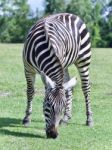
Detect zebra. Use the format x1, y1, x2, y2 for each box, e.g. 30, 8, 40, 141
22, 13, 93, 139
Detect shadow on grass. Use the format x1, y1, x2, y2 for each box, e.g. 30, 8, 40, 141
0, 129, 45, 139
0, 117, 21, 128
0, 117, 45, 139
0, 117, 44, 128
69, 122, 86, 126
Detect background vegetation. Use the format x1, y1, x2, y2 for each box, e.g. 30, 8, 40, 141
0, 0, 112, 47
0, 44, 112, 150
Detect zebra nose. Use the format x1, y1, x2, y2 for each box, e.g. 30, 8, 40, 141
46, 130, 58, 139
46, 126, 58, 139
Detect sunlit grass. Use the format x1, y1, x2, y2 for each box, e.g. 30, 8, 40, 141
0, 44, 112, 150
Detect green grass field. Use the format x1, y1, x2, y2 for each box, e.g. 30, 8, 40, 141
0, 44, 112, 150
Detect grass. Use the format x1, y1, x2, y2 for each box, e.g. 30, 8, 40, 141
0, 44, 112, 150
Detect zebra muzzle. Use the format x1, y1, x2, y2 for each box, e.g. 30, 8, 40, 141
46, 125, 58, 139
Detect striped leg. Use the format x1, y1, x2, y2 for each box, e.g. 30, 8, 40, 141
61, 68, 73, 124
76, 65, 93, 126
63, 89, 73, 123
23, 70, 36, 126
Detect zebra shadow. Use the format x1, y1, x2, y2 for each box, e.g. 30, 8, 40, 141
0, 117, 21, 128
0, 117, 45, 139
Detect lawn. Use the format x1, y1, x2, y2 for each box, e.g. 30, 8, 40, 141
0, 44, 112, 150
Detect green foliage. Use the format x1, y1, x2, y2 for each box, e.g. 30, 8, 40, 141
0, 0, 111, 47
91, 3, 102, 47
45, 0, 66, 14
100, 15, 112, 47
66, 0, 92, 20
0, 44, 112, 149
0, 0, 34, 43
92, 24, 102, 47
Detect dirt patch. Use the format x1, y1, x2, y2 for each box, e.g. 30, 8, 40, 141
24, 88, 45, 97
0, 91, 11, 97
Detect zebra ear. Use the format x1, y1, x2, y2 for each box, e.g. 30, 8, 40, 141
41, 72, 55, 89
63, 77, 77, 90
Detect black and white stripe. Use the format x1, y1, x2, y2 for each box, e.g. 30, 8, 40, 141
22, 13, 93, 138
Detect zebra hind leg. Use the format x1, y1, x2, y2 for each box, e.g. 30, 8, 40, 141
23, 70, 36, 126
60, 68, 73, 125
76, 64, 94, 127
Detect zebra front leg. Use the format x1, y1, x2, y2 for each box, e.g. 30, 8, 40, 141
77, 66, 93, 127
61, 89, 73, 124
23, 71, 36, 126
60, 68, 73, 124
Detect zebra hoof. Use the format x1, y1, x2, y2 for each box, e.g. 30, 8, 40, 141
86, 120, 94, 127
22, 117, 31, 127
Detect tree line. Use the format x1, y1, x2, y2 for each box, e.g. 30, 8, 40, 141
0, 0, 112, 47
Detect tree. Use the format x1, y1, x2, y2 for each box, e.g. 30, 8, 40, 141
45, 0, 67, 14
91, 2, 102, 47
0, 0, 34, 43
99, 0, 112, 47
100, 15, 112, 47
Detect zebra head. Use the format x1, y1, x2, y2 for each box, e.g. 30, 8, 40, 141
41, 72, 77, 139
